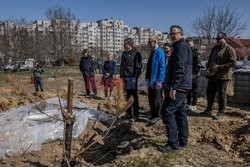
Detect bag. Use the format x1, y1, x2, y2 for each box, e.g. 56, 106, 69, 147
226, 79, 234, 96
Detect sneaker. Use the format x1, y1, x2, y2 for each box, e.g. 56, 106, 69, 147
84, 93, 90, 96
200, 109, 212, 116
149, 116, 160, 124
179, 143, 188, 148
121, 113, 133, 120
191, 105, 197, 111
214, 112, 225, 120
131, 116, 139, 122
159, 145, 179, 152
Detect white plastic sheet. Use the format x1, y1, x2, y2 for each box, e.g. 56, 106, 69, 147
0, 97, 114, 159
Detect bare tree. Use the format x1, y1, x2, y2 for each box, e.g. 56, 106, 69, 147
192, 5, 247, 46
45, 4, 79, 62
215, 5, 246, 37
192, 5, 216, 46
0, 17, 33, 63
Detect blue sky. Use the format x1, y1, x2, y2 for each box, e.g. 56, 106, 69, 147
0, 0, 249, 37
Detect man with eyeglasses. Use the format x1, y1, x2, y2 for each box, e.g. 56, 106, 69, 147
201, 32, 236, 119
160, 25, 192, 152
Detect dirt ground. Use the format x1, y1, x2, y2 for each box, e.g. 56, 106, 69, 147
0, 66, 249, 167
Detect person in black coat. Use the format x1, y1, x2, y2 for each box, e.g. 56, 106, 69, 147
161, 25, 192, 152
120, 38, 142, 119
186, 38, 201, 111
79, 49, 97, 96
102, 53, 116, 98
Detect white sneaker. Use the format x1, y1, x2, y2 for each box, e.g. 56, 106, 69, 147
191, 105, 197, 111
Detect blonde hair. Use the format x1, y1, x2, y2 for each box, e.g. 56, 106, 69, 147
107, 53, 113, 59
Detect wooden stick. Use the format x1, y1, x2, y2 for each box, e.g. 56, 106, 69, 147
62, 78, 74, 167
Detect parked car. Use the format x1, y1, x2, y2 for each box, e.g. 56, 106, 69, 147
4, 62, 19, 71
19, 59, 35, 71
233, 61, 244, 71
242, 60, 250, 67
3, 59, 35, 72
234, 60, 250, 72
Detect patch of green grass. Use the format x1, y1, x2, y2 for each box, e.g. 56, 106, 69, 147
144, 136, 166, 147
117, 152, 177, 167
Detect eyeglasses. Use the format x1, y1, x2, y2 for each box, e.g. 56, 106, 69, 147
216, 37, 223, 41
169, 32, 181, 36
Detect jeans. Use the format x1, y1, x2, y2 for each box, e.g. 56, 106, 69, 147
161, 90, 189, 149
34, 77, 44, 92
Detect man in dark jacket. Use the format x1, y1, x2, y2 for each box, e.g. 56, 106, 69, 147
202, 32, 236, 119
163, 43, 172, 97
186, 38, 201, 111
79, 49, 97, 96
146, 36, 166, 123
32, 63, 44, 93
161, 25, 192, 152
120, 38, 142, 119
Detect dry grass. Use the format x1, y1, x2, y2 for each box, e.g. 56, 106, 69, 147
10, 78, 27, 96
115, 82, 134, 116
57, 86, 68, 99
5, 74, 15, 83
0, 97, 18, 111
0, 97, 9, 110
97, 81, 134, 116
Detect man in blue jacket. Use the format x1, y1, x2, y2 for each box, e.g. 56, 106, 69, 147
146, 36, 166, 123
161, 25, 192, 151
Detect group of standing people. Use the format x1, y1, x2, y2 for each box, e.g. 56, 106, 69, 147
79, 25, 236, 152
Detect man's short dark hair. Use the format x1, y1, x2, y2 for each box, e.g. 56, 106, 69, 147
186, 37, 194, 43
82, 49, 88, 54
163, 43, 172, 48
170, 25, 184, 35
217, 32, 227, 39
124, 38, 134, 47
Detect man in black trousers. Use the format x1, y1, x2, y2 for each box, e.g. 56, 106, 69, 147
120, 38, 142, 120
146, 36, 166, 123
79, 49, 97, 96
186, 38, 201, 112
161, 25, 192, 152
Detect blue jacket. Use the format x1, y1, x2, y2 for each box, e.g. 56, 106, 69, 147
146, 47, 166, 83
166, 39, 192, 91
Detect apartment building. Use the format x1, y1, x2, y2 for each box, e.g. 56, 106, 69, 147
1, 19, 170, 55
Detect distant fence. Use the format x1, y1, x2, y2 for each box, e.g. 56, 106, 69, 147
197, 71, 250, 105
